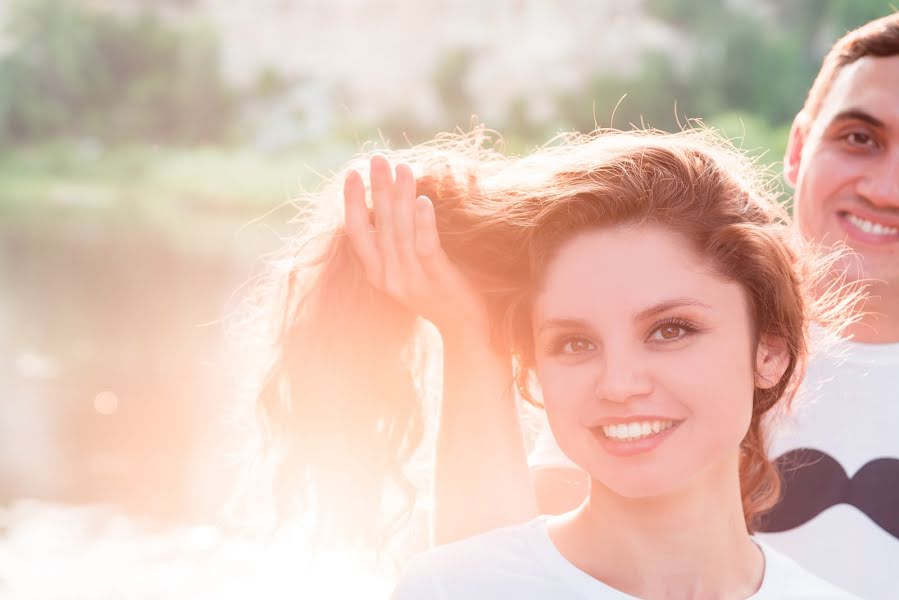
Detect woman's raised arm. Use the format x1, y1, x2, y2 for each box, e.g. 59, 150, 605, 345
344, 155, 538, 544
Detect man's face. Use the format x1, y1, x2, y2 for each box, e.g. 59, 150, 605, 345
787, 55, 899, 288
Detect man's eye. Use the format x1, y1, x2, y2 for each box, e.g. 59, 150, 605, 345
845, 131, 876, 148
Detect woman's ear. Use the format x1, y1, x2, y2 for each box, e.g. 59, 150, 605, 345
755, 334, 790, 389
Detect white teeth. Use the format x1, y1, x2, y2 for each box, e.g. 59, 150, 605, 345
601, 420, 676, 442
846, 213, 899, 235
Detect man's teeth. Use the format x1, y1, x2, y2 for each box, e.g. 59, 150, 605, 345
602, 420, 675, 442
846, 213, 899, 236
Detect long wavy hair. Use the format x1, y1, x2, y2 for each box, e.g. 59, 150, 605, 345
247, 127, 860, 551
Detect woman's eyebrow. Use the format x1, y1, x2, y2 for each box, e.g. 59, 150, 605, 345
536, 317, 590, 335
633, 297, 711, 322
537, 297, 710, 334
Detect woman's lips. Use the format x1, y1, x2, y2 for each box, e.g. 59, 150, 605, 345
591, 419, 683, 457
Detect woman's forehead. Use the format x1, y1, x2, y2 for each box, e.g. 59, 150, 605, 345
532, 227, 735, 320
538, 227, 708, 287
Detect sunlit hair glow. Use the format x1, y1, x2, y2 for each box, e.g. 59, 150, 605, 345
248, 127, 860, 551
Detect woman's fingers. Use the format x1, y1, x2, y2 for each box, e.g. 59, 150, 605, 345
347, 156, 473, 327
414, 195, 457, 286
414, 194, 484, 328
369, 155, 401, 288
393, 163, 428, 289
343, 169, 382, 282
392, 163, 416, 242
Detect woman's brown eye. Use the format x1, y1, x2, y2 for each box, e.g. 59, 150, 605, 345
563, 339, 592, 353
652, 325, 684, 341
660, 325, 680, 339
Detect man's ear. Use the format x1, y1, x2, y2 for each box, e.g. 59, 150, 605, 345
783, 115, 808, 188
755, 334, 791, 390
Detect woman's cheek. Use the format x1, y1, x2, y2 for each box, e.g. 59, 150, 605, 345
538, 361, 594, 413
667, 342, 753, 436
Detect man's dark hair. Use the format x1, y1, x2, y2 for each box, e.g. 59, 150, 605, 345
801, 12, 899, 122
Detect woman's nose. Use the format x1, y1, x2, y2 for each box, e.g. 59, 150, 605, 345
593, 347, 654, 403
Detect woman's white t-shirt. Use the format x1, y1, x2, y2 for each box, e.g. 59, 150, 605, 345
391, 517, 857, 599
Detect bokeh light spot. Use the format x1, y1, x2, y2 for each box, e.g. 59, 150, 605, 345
93, 391, 119, 415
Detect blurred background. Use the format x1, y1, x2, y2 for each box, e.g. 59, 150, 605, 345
0, 0, 895, 597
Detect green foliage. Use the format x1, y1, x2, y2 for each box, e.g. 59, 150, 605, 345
2, 0, 895, 223
0, 141, 338, 241
705, 111, 791, 174
525, 0, 897, 154
644, 0, 729, 30
556, 50, 703, 134
0, 0, 235, 145
432, 48, 477, 130
643, 0, 897, 126
777, 0, 897, 37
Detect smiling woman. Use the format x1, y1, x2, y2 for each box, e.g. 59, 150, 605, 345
532, 226, 777, 500
249, 127, 863, 598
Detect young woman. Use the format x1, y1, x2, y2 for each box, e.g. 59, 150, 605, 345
253, 129, 859, 598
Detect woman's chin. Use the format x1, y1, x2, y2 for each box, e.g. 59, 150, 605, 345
588, 471, 684, 501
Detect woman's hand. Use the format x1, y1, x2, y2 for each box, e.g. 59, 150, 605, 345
344, 154, 489, 341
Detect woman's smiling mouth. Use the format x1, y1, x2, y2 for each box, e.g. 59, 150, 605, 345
601, 419, 677, 442
592, 418, 684, 457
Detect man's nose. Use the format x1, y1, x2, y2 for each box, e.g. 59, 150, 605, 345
857, 148, 899, 208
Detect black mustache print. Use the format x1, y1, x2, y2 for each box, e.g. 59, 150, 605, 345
757, 448, 899, 540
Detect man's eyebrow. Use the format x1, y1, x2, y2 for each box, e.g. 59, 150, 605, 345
633, 297, 711, 322
536, 298, 711, 335
828, 109, 886, 130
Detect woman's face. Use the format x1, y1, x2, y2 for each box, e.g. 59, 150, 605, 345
532, 226, 763, 499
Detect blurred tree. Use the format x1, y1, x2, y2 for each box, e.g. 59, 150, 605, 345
645, 0, 897, 126
773, 0, 896, 37
0, 0, 235, 145
556, 50, 700, 134
499, 0, 892, 195
644, 0, 729, 31
696, 18, 808, 124
432, 48, 476, 130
